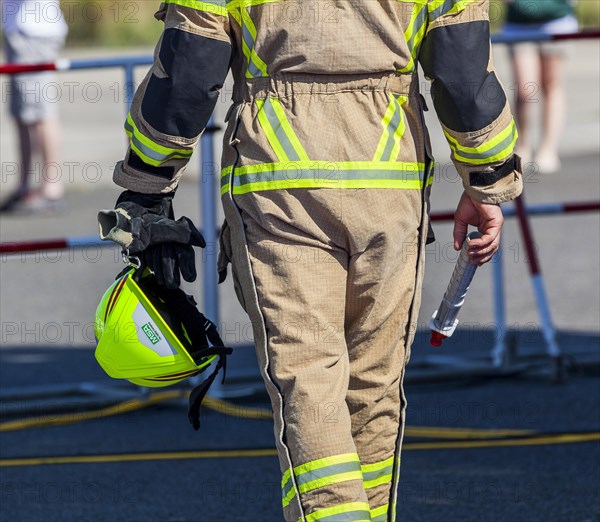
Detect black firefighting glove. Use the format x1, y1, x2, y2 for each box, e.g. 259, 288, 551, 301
98, 190, 205, 289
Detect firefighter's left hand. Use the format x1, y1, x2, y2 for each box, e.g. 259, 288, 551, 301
453, 191, 504, 266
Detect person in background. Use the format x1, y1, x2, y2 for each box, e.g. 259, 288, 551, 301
503, 0, 578, 174
1, 0, 68, 213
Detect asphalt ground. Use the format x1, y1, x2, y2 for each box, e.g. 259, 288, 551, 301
1, 41, 600, 522
0, 344, 599, 522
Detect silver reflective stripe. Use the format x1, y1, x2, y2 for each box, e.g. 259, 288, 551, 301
247, 59, 263, 78
296, 461, 361, 487
407, 5, 427, 49
379, 97, 404, 162
242, 21, 265, 78
429, 0, 458, 21
125, 119, 185, 164
363, 464, 394, 483
234, 167, 424, 187
262, 98, 302, 161
282, 477, 294, 501
316, 510, 372, 522
372, 513, 388, 522
242, 23, 255, 54
450, 125, 517, 160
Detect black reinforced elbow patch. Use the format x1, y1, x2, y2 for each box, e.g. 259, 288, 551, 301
142, 28, 231, 139
419, 21, 506, 133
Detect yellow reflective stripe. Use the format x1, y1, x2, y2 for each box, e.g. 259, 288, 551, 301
241, 7, 268, 78
362, 456, 395, 489
256, 98, 309, 162
269, 98, 310, 161
398, 3, 428, 73
223, 161, 426, 177
225, 178, 428, 194
228, 0, 281, 8
428, 0, 477, 21
282, 484, 296, 508
428, 0, 446, 12
124, 113, 192, 167
445, 118, 516, 154
371, 504, 389, 522
304, 502, 372, 522
281, 467, 292, 487
299, 471, 363, 495
373, 96, 398, 161
361, 456, 395, 474
363, 472, 393, 489
163, 0, 228, 17
282, 454, 361, 508
372, 94, 407, 162
444, 119, 518, 165
389, 96, 408, 161
294, 453, 359, 476
256, 99, 288, 161
221, 161, 428, 195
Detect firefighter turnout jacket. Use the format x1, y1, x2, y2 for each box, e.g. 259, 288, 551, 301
113, 1, 523, 521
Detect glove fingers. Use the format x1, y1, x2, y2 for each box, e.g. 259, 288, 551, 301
184, 218, 206, 248
155, 244, 178, 289
178, 246, 198, 283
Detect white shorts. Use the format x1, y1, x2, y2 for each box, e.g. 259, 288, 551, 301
503, 15, 579, 54
3, 31, 66, 124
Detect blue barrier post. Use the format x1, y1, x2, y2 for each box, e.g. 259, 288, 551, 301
200, 127, 219, 326
123, 63, 136, 112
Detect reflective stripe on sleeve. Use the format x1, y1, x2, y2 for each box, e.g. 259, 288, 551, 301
124, 113, 193, 167
256, 98, 309, 162
373, 95, 408, 162
163, 0, 228, 16
444, 118, 518, 165
221, 161, 430, 195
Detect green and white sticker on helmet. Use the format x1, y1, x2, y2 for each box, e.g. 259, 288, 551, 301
141, 322, 161, 345
132, 303, 177, 356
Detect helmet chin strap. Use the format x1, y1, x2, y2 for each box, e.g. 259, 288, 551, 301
133, 270, 233, 430
187, 313, 232, 431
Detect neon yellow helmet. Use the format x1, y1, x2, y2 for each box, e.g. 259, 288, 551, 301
94, 268, 231, 429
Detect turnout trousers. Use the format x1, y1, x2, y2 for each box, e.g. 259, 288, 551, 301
220, 187, 429, 521
218, 76, 431, 522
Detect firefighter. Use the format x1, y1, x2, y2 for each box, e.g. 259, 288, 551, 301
99, 1, 522, 520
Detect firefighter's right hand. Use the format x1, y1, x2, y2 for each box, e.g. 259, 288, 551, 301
453, 191, 504, 266
98, 190, 206, 289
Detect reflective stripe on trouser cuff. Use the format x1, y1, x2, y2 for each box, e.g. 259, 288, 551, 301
398, 3, 427, 73
444, 118, 518, 165
162, 0, 228, 17
124, 113, 192, 167
373, 95, 407, 162
361, 456, 395, 489
301, 502, 372, 522
371, 504, 390, 522
282, 453, 362, 508
220, 161, 429, 195
256, 98, 309, 162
